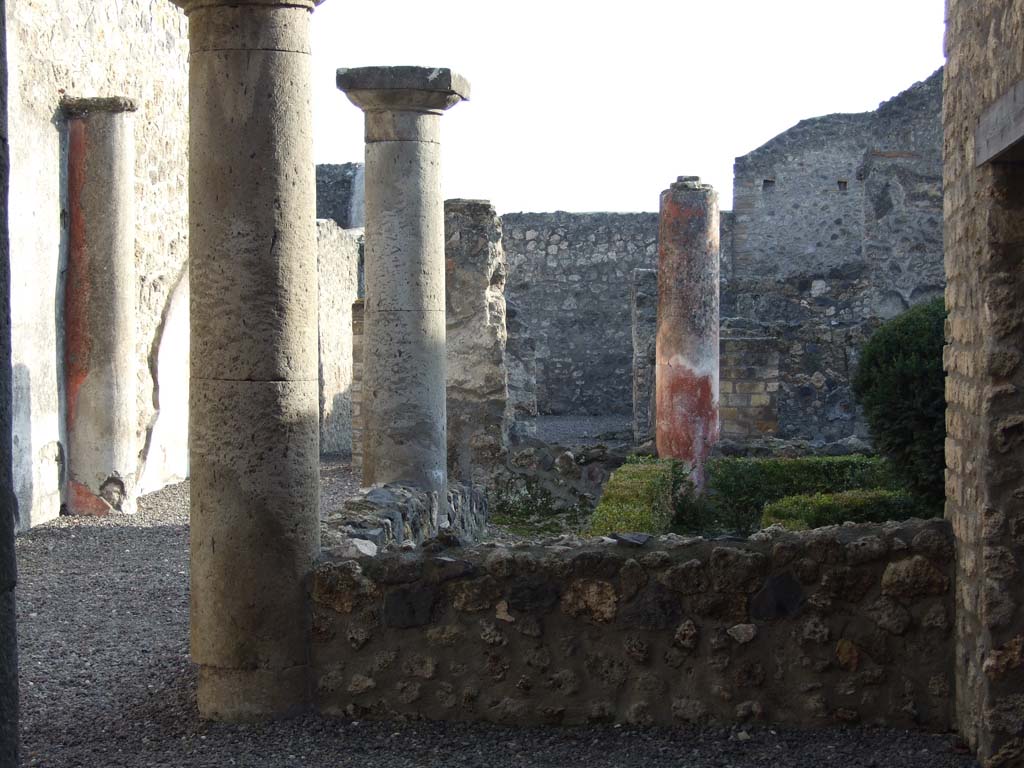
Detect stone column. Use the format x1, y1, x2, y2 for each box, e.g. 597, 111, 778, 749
351, 298, 365, 477
61, 97, 138, 517
173, 0, 322, 720
337, 66, 469, 498
655, 176, 720, 489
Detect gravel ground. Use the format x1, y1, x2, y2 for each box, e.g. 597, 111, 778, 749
535, 415, 633, 446
13, 461, 979, 768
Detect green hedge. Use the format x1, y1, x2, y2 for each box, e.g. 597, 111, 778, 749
852, 297, 947, 504
692, 454, 903, 534
588, 459, 688, 536
762, 488, 935, 531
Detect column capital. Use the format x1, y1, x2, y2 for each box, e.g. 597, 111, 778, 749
60, 96, 137, 117
171, 0, 323, 14
337, 66, 470, 113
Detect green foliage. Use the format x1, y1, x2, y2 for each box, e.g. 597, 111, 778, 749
588, 459, 691, 536
852, 297, 947, 504
762, 488, 937, 531
685, 454, 903, 534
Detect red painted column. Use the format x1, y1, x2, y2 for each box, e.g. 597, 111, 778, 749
62, 97, 138, 515
655, 176, 720, 489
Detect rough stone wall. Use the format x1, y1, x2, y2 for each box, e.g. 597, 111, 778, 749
502, 212, 659, 416
6, 0, 189, 529
631, 269, 657, 444
316, 163, 365, 230
445, 200, 510, 486
505, 298, 538, 443
312, 518, 954, 729
727, 69, 943, 444
944, 2, 1024, 763
318, 221, 361, 455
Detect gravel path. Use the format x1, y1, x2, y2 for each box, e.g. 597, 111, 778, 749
535, 415, 633, 446
13, 462, 978, 767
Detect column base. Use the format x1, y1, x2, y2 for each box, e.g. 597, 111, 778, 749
197, 665, 311, 721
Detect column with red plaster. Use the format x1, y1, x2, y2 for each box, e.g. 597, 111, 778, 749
61, 97, 138, 516
655, 176, 720, 489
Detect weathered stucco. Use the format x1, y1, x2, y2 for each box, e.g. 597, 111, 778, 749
6, 0, 189, 529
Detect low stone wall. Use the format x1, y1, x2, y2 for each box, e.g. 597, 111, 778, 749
312, 518, 954, 729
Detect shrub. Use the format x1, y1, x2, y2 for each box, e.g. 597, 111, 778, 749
762, 488, 936, 531
852, 297, 946, 504
687, 454, 903, 534
588, 459, 689, 536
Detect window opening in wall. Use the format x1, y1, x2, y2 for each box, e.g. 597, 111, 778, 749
762, 179, 775, 191
837, 180, 848, 191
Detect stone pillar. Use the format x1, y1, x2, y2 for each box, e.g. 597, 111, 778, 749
174, 0, 322, 720
632, 268, 657, 445
61, 97, 138, 517
655, 176, 720, 488
0, 27, 17, 760
445, 199, 510, 486
336, 66, 469, 498
351, 298, 365, 476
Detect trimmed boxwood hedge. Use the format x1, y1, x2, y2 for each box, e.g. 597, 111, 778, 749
761, 488, 935, 531
588, 458, 688, 536
693, 454, 904, 534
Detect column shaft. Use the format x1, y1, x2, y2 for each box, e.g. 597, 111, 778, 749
62, 98, 137, 516
338, 67, 470, 499
655, 177, 720, 488
180, 0, 320, 720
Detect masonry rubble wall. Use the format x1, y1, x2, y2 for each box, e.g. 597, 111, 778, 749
316, 162, 365, 230
504, 298, 538, 443
7, 0, 189, 529
631, 268, 657, 445
725, 68, 943, 445
502, 212, 659, 417
445, 200, 511, 486
318, 220, 361, 455
943, 2, 1024, 763
311, 517, 955, 729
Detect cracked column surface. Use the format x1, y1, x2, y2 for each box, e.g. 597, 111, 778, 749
173, 0, 322, 720
655, 176, 720, 490
336, 66, 470, 498
61, 97, 138, 517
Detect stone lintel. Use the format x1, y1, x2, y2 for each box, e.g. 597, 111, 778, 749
171, 0, 322, 13
337, 66, 470, 113
60, 96, 137, 117
976, 77, 1024, 166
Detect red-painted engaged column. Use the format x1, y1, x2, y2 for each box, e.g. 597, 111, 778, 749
655, 176, 720, 489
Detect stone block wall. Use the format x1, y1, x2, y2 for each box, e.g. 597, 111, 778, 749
944, 2, 1024, 763
445, 200, 511, 486
317, 221, 361, 455
720, 330, 780, 440
6, 0, 189, 529
311, 518, 955, 729
502, 212, 659, 416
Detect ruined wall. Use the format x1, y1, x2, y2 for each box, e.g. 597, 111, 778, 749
312, 518, 954, 730
316, 163, 365, 231
318, 221, 361, 455
631, 269, 657, 444
6, 0, 189, 529
719, 324, 780, 441
726, 69, 943, 444
445, 200, 510, 486
944, 3, 1024, 764
502, 212, 658, 416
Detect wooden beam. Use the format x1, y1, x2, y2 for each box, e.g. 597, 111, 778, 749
976, 78, 1024, 166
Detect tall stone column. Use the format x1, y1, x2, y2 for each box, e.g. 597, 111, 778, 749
61, 97, 138, 517
655, 176, 720, 489
173, 0, 322, 720
337, 66, 469, 498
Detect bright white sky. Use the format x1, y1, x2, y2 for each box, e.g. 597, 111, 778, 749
310, 0, 946, 215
